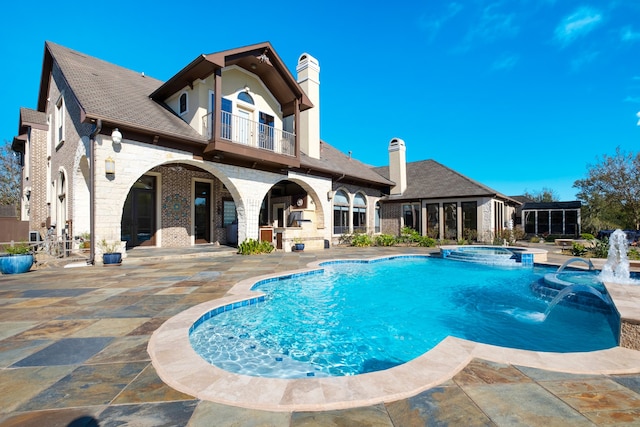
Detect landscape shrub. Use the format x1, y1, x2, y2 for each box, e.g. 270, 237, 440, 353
399, 227, 421, 244
571, 242, 587, 256
417, 236, 436, 247
237, 238, 274, 255
375, 234, 396, 246
351, 233, 373, 247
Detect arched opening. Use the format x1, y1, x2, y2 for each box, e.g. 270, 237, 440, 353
120, 162, 240, 249
258, 179, 324, 250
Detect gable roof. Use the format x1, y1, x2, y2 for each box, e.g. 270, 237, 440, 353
374, 159, 519, 203
38, 42, 205, 144
151, 42, 313, 117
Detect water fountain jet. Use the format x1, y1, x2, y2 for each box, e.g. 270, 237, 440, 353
598, 229, 639, 285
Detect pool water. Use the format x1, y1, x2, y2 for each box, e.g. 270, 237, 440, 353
189, 256, 619, 379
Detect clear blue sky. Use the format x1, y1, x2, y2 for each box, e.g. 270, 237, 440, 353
2, 1, 639, 200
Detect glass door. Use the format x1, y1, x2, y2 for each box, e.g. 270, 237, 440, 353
194, 181, 211, 244
122, 175, 156, 247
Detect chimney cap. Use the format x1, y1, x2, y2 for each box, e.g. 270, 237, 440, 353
388, 138, 406, 151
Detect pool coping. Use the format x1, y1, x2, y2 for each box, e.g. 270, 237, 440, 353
148, 254, 640, 412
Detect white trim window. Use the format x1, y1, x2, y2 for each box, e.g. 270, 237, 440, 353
55, 94, 65, 148
333, 190, 350, 234
353, 193, 367, 233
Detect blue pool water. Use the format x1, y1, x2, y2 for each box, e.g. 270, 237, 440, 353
189, 256, 619, 378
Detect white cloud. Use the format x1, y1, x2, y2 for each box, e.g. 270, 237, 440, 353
554, 6, 603, 47
570, 50, 600, 71
492, 54, 519, 71
418, 3, 463, 42
621, 26, 640, 42
471, 3, 520, 42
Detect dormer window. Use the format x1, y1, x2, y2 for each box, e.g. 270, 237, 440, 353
179, 92, 188, 115
237, 91, 254, 105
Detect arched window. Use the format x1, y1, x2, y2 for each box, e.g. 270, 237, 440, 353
179, 93, 188, 115
375, 201, 381, 233
237, 91, 254, 105
353, 193, 367, 233
333, 190, 349, 234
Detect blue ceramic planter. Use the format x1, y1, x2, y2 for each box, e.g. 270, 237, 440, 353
102, 253, 122, 265
0, 254, 34, 274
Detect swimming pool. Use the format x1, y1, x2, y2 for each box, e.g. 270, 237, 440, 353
189, 256, 619, 379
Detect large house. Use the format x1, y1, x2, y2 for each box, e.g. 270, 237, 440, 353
12, 41, 519, 262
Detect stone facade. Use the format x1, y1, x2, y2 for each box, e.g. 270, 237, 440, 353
25, 127, 50, 238
621, 321, 640, 351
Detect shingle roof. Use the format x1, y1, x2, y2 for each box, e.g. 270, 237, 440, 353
37, 42, 392, 189
301, 142, 393, 187
374, 159, 518, 203
44, 42, 205, 143
19, 107, 47, 128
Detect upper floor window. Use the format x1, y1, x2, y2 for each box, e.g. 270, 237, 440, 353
55, 95, 65, 148
237, 91, 254, 105
179, 93, 188, 115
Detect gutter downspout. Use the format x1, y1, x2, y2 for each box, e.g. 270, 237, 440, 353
88, 119, 102, 265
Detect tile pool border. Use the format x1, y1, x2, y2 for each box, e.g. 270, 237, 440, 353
148, 254, 640, 412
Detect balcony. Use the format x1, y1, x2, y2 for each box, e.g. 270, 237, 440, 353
203, 111, 296, 158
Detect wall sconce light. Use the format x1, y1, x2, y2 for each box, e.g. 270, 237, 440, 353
105, 157, 115, 175
111, 128, 123, 146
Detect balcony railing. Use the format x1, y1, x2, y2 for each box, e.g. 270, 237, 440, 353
203, 111, 295, 157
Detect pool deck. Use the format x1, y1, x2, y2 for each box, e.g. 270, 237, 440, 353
2, 244, 640, 426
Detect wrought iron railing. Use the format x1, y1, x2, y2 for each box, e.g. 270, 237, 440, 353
203, 112, 295, 156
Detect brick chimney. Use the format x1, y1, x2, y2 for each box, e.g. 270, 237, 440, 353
296, 53, 320, 159
388, 138, 407, 195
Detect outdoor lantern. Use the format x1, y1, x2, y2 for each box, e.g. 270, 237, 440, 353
111, 128, 123, 146
105, 157, 115, 175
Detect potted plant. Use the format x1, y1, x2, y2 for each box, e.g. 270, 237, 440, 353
99, 239, 122, 265
293, 238, 305, 252
77, 232, 91, 252
0, 242, 34, 274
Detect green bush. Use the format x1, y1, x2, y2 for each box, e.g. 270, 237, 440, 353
375, 234, 396, 246
591, 238, 609, 259
530, 236, 541, 243
351, 233, 373, 247
237, 238, 274, 255
417, 236, 436, 247
571, 242, 587, 256
629, 248, 640, 261
399, 227, 421, 244
581, 233, 595, 241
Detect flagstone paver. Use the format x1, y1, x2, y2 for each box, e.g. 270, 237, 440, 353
0, 245, 639, 426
